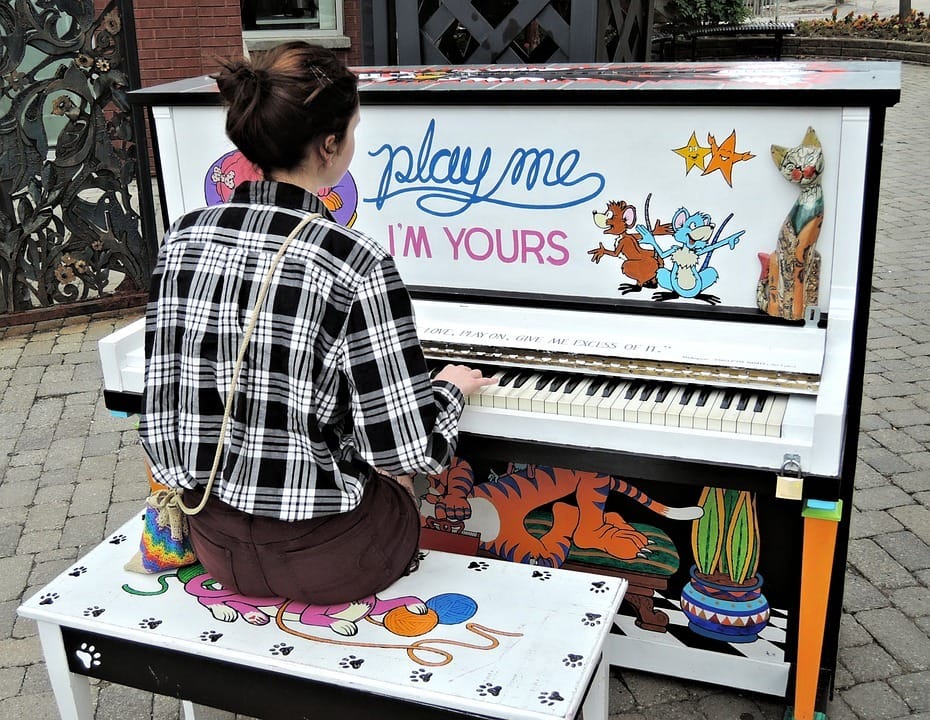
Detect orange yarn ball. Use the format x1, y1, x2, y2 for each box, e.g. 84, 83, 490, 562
383, 606, 439, 637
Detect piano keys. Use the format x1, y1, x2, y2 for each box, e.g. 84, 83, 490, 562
466, 368, 788, 437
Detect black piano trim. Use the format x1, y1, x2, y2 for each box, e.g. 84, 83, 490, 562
59, 627, 527, 720
103, 389, 142, 416
455, 433, 842, 500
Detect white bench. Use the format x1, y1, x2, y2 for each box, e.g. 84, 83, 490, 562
19, 512, 627, 720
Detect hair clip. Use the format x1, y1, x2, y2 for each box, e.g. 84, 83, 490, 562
305, 64, 332, 103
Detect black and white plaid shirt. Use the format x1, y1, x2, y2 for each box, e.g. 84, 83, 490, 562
139, 181, 464, 521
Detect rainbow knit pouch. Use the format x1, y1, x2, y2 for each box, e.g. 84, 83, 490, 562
125, 488, 198, 574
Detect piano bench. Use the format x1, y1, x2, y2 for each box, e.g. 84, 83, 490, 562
18, 511, 628, 720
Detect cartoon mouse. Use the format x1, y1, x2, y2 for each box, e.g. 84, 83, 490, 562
637, 207, 744, 304
588, 200, 664, 295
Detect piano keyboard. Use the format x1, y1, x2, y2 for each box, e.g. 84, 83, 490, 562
455, 368, 788, 437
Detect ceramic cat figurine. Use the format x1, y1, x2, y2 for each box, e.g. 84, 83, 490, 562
757, 127, 824, 320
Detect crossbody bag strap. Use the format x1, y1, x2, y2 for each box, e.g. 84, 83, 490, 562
177, 212, 321, 515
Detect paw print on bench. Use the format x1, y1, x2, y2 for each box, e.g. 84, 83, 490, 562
83, 606, 105, 618
139, 617, 162, 630
108, 534, 127, 545
269, 643, 293, 656
75, 643, 101, 670
537, 690, 564, 707
200, 630, 223, 643
468, 560, 489, 572
339, 655, 364, 669
39, 592, 59, 605
68, 566, 87, 577
589, 580, 609, 594
562, 653, 584, 668
476, 683, 501, 697
409, 668, 432, 683
581, 612, 603, 627
532, 569, 551, 581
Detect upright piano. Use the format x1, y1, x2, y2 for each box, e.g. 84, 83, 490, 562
106, 61, 900, 720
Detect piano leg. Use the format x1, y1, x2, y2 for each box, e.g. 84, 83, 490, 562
788, 499, 843, 720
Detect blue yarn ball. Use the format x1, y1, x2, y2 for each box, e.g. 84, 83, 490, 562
427, 593, 478, 624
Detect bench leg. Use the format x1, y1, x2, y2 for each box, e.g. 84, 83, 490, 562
181, 700, 197, 719
580, 654, 609, 720
36, 621, 93, 720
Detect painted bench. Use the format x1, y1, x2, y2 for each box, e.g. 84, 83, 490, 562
18, 511, 628, 720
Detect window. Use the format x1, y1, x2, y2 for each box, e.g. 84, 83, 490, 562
242, 0, 348, 50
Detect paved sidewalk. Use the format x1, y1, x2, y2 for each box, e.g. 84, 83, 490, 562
2, 63, 929, 720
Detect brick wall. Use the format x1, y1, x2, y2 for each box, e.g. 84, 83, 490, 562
126, 1, 364, 88
131, 0, 244, 88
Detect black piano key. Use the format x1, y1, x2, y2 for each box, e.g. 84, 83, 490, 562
585, 377, 607, 396
695, 388, 711, 407
654, 383, 671, 403
563, 376, 583, 393
736, 392, 751, 412
511, 372, 532, 389
536, 374, 552, 391
719, 390, 735, 410
548, 375, 568, 391
498, 369, 520, 387
638, 382, 657, 401
754, 392, 770, 413
601, 378, 622, 397
625, 380, 643, 400
678, 386, 695, 405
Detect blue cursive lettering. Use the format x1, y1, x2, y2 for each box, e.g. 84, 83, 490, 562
365, 119, 605, 218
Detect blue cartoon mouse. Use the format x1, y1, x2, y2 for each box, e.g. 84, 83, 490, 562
636, 207, 744, 305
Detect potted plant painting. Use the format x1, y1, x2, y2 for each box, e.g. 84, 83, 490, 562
680, 487, 771, 643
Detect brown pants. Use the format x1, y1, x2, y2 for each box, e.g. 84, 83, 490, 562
185, 472, 420, 605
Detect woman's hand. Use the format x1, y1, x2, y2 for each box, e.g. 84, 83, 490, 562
434, 364, 497, 396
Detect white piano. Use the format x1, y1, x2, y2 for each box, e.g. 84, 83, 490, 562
107, 61, 900, 720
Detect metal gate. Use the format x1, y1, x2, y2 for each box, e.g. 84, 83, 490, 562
0, 0, 155, 322
363, 0, 655, 66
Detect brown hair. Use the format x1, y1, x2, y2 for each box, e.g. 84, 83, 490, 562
214, 42, 359, 174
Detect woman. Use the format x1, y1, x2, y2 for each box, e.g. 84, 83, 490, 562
139, 42, 494, 604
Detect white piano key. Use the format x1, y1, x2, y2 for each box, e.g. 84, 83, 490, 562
662, 385, 693, 428
750, 394, 779, 436
648, 383, 681, 427
568, 376, 602, 417
504, 372, 543, 411
635, 382, 664, 425
542, 375, 574, 414
489, 369, 525, 409
707, 389, 737, 433
557, 375, 592, 415
765, 396, 789, 437
736, 393, 764, 435
690, 388, 721, 431
605, 379, 641, 422
723, 391, 755, 434
594, 378, 630, 421
470, 370, 507, 408
517, 374, 552, 412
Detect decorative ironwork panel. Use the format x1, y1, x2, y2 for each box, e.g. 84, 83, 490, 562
0, 0, 153, 316
366, 0, 652, 66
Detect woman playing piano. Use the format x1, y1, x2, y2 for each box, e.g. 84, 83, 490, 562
138, 43, 494, 605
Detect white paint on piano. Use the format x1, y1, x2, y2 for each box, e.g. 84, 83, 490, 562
98, 317, 145, 395
609, 608, 790, 697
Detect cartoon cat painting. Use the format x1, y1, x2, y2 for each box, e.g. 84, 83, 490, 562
423, 460, 701, 567
757, 127, 824, 320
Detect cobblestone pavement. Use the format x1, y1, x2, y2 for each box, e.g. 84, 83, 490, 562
2, 64, 929, 720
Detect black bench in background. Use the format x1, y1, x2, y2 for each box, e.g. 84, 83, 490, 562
653, 21, 796, 61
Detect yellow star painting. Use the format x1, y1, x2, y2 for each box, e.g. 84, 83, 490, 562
672, 132, 711, 175
702, 130, 755, 187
